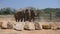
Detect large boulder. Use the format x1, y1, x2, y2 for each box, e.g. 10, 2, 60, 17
34, 22, 41, 30
7, 22, 13, 29
7, 21, 17, 29
13, 22, 25, 31
2, 21, 8, 29
42, 24, 51, 29
50, 22, 57, 30
24, 21, 35, 30
57, 23, 60, 29
39, 22, 51, 29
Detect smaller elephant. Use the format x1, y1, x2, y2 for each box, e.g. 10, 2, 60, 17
14, 11, 24, 22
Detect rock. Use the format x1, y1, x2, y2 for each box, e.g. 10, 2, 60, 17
42, 24, 51, 29
7, 22, 13, 29
2, 21, 8, 29
51, 25, 57, 30
24, 21, 35, 30
38, 22, 51, 29
38, 23, 43, 29
50, 23, 57, 30
57, 23, 60, 29
0, 22, 3, 28
13, 22, 25, 31
34, 22, 41, 30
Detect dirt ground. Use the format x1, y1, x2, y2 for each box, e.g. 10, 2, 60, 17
0, 29, 60, 34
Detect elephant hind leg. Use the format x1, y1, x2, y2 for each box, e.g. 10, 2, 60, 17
29, 18, 31, 22
15, 19, 17, 22
21, 18, 23, 22
28, 19, 31, 22
33, 18, 35, 22
31, 17, 35, 22
15, 18, 18, 22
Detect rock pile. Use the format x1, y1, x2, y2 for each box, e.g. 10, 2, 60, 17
0, 21, 59, 31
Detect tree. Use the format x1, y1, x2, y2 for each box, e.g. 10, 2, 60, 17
12, 9, 16, 14
0, 7, 16, 15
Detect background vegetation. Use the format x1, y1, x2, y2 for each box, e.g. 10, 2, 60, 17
0, 7, 60, 18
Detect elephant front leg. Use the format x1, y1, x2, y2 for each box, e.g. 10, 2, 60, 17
17, 18, 20, 22
15, 18, 18, 22
21, 18, 23, 22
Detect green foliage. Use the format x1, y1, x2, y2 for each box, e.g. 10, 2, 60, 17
0, 7, 16, 15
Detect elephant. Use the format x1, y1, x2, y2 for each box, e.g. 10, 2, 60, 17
14, 11, 24, 22
30, 9, 35, 22
24, 9, 35, 22
14, 9, 36, 22
24, 9, 30, 22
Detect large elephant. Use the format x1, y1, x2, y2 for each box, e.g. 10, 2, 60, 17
24, 9, 35, 22
24, 9, 30, 22
30, 9, 35, 22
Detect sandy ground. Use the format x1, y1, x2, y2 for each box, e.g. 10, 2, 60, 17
0, 29, 60, 34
